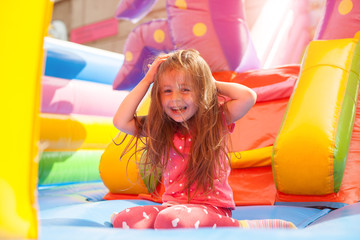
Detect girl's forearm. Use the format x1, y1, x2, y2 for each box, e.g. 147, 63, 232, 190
113, 55, 168, 135
215, 81, 256, 101
113, 79, 151, 134
215, 80, 257, 123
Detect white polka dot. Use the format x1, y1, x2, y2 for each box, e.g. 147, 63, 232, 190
122, 221, 130, 229
208, 196, 211, 199
125, 208, 130, 212
181, 193, 184, 196
216, 192, 219, 195
218, 214, 222, 218
172, 218, 180, 227
170, 180, 173, 183
179, 146, 183, 150
194, 220, 200, 229
213, 224, 217, 228
143, 212, 149, 219
179, 183, 183, 187
188, 138, 192, 142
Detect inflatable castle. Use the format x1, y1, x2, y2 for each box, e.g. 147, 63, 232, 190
1, 0, 360, 239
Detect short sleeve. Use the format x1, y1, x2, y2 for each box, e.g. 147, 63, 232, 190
220, 106, 235, 133
228, 122, 235, 133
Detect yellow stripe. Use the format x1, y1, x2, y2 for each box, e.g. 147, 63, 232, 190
230, 146, 272, 169
40, 113, 119, 151
238, 220, 250, 228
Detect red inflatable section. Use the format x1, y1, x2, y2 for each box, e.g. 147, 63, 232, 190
214, 65, 300, 152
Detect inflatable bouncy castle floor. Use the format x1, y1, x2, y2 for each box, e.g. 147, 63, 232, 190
38, 182, 360, 240
1, 1, 360, 239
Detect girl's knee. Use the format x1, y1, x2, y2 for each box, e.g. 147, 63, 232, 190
154, 206, 184, 229
154, 207, 179, 229
154, 205, 194, 229
112, 205, 163, 229
111, 207, 134, 228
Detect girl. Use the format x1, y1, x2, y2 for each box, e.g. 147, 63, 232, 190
111, 49, 294, 229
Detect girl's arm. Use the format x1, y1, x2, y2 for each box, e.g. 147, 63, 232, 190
215, 80, 257, 124
113, 56, 167, 135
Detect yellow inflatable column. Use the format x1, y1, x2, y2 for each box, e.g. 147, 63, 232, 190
0, 1, 52, 239
99, 95, 151, 195
273, 39, 360, 195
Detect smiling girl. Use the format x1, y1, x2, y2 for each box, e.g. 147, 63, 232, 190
111, 49, 291, 229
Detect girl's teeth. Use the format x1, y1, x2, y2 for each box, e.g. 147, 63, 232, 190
171, 107, 186, 112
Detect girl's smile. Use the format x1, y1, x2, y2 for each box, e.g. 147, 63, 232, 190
159, 70, 198, 122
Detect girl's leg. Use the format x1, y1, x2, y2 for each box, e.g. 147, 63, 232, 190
154, 204, 238, 229
111, 205, 167, 229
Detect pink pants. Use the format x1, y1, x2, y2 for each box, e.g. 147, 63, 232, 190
111, 204, 239, 229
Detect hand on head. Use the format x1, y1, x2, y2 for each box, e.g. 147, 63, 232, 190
144, 55, 169, 84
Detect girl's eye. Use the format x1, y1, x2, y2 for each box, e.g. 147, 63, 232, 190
181, 88, 190, 92
163, 89, 172, 93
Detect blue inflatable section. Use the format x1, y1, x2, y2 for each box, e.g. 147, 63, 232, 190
43, 37, 124, 85
38, 182, 360, 240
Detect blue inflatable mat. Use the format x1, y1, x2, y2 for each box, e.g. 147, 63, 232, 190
37, 182, 360, 240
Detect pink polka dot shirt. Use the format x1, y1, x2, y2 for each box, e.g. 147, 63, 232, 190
162, 123, 236, 210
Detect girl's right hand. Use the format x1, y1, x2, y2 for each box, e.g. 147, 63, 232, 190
143, 55, 169, 84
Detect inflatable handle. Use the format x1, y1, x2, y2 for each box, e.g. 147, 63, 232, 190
272, 38, 360, 195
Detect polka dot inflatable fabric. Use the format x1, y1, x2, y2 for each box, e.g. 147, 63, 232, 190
1, 0, 360, 239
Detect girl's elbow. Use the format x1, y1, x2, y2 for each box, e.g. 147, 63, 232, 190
249, 89, 257, 106
113, 116, 122, 130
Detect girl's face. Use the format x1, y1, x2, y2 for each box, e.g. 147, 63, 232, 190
159, 70, 198, 123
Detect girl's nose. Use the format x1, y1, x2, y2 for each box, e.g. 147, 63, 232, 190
171, 91, 181, 101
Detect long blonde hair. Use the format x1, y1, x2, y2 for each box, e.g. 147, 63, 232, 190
125, 49, 231, 199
